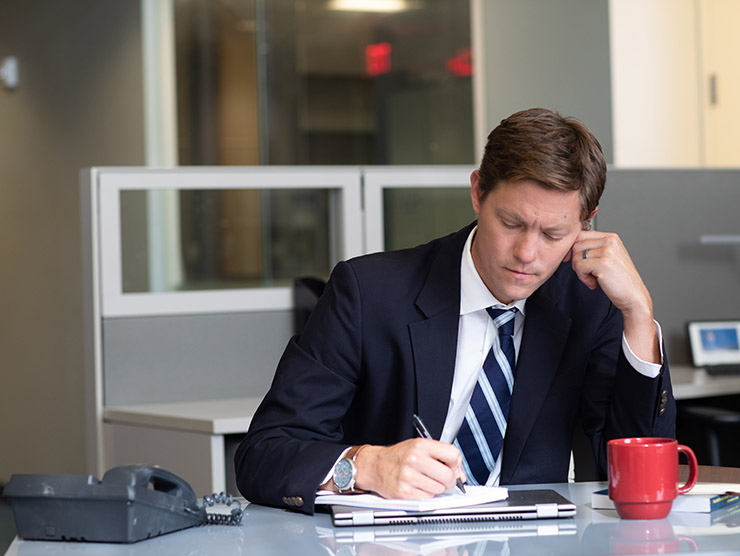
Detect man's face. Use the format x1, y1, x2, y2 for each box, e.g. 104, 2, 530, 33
470, 172, 584, 305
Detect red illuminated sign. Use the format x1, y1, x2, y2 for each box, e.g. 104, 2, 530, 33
366, 42, 392, 76
446, 47, 473, 77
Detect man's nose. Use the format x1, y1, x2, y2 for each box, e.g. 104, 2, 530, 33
513, 232, 538, 263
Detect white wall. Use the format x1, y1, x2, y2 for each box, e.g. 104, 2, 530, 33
0, 0, 145, 481
699, 0, 740, 166
609, 0, 702, 167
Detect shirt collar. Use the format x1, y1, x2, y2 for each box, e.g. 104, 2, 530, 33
460, 226, 527, 317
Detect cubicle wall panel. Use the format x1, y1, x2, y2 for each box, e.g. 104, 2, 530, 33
103, 422, 225, 497
598, 169, 740, 363
102, 310, 292, 405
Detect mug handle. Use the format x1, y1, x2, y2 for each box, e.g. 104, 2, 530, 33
678, 444, 698, 494
678, 536, 699, 552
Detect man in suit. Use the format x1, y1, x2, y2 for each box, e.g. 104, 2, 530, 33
235, 108, 675, 514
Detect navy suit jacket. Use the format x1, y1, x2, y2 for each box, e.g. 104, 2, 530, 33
235, 223, 676, 514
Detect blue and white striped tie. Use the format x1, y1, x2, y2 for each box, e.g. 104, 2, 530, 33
455, 308, 516, 485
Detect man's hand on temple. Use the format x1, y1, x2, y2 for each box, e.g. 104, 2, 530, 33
568, 230, 660, 364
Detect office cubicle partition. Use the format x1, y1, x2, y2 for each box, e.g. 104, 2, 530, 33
363, 166, 476, 253
81, 166, 364, 488
93, 167, 364, 317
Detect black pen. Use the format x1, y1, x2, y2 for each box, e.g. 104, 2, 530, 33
412, 414, 466, 493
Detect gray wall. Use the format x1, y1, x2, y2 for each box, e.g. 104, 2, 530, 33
598, 169, 740, 364
0, 0, 145, 481
480, 0, 613, 162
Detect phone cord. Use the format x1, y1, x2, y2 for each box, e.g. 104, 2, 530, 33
202, 492, 244, 525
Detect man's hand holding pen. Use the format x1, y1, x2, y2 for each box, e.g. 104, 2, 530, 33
413, 414, 466, 493
350, 439, 467, 500
319, 413, 468, 499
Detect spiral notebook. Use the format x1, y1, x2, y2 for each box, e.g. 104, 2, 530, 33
317, 485, 507, 512
327, 489, 576, 527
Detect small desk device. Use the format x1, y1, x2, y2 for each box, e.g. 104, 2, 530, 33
687, 320, 740, 375
2, 465, 243, 543
329, 489, 576, 527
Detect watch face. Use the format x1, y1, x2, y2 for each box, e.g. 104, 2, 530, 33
333, 458, 354, 490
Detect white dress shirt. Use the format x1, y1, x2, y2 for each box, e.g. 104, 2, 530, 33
440, 227, 663, 486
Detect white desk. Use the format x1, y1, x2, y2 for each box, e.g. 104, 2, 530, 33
5, 481, 740, 555
671, 365, 740, 400
103, 397, 262, 497
101, 366, 740, 499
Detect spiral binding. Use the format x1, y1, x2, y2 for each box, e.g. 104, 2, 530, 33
201, 492, 244, 526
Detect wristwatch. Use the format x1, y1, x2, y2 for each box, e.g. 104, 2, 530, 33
332, 445, 366, 493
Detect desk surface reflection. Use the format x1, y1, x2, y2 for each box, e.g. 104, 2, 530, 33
5, 482, 740, 555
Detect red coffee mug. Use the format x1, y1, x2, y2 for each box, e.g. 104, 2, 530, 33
608, 437, 698, 520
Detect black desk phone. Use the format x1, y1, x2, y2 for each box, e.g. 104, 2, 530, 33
2, 464, 243, 543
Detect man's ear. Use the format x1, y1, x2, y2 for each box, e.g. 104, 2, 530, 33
584, 206, 599, 230
470, 170, 482, 215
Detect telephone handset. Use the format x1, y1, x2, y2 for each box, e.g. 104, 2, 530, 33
3, 464, 244, 543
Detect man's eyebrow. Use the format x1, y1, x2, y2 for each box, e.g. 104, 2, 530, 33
542, 223, 571, 236
495, 207, 524, 222
496, 208, 572, 234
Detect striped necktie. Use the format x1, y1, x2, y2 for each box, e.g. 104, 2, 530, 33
455, 307, 516, 485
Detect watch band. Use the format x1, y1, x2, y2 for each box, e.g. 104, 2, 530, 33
346, 444, 367, 463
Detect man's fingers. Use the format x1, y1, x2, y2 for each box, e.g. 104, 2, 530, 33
408, 439, 462, 489
396, 465, 450, 498
362, 439, 465, 499
571, 248, 599, 290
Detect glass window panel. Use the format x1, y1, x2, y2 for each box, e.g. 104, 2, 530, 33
264, 0, 474, 165
174, 0, 260, 165
120, 188, 334, 293
383, 187, 474, 251
174, 0, 473, 166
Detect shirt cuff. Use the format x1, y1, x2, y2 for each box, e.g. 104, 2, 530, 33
622, 320, 664, 379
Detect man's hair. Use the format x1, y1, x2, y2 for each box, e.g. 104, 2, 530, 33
477, 108, 606, 221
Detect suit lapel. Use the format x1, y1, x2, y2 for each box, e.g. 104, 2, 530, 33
500, 276, 572, 482
409, 225, 473, 439
409, 309, 459, 439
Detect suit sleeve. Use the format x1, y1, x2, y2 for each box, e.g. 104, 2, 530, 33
233, 261, 364, 515
579, 303, 677, 476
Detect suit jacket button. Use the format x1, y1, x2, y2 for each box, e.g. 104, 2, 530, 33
282, 496, 290, 505
661, 390, 668, 402
658, 407, 666, 416
294, 496, 304, 507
